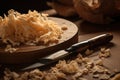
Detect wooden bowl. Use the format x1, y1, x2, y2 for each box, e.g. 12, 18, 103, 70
0, 17, 78, 64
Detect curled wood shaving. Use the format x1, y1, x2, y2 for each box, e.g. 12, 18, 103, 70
3, 48, 112, 80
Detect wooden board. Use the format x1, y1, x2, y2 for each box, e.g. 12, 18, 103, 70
0, 9, 120, 79
0, 17, 78, 64
78, 32, 120, 80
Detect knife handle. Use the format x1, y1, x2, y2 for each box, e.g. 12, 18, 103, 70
66, 33, 113, 53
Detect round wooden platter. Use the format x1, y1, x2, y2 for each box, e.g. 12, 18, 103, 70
0, 17, 78, 64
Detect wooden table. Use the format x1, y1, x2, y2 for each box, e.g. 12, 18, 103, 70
0, 9, 120, 80
43, 9, 120, 80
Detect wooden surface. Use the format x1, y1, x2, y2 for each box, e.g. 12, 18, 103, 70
44, 9, 120, 79
0, 9, 120, 79
78, 32, 120, 80
76, 15, 120, 80
0, 17, 78, 64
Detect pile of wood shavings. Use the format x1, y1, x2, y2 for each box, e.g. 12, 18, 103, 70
3, 48, 112, 80
0, 9, 67, 53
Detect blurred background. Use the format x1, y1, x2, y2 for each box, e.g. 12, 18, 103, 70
0, 0, 119, 24
0, 0, 52, 16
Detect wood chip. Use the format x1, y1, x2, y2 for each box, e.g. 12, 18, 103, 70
85, 49, 93, 55
99, 48, 111, 58
99, 73, 110, 80
93, 74, 99, 78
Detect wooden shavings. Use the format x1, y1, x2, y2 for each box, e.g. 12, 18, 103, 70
0, 9, 63, 53
72, 71, 83, 80
99, 73, 110, 80
99, 48, 111, 58
5, 45, 18, 53
4, 68, 20, 80
45, 68, 66, 80
61, 25, 68, 30
82, 68, 89, 75
75, 54, 83, 64
92, 65, 105, 74
3, 48, 112, 80
86, 61, 94, 69
56, 60, 79, 74
78, 77, 87, 80
85, 49, 93, 55
95, 59, 103, 66
93, 74, 99, 78
29, 69, 45, 79
82, 57, 91, 64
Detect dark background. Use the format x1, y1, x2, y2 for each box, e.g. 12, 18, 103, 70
0, 0, 52, 16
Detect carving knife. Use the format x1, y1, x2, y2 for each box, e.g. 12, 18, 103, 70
22, 33, 113, 71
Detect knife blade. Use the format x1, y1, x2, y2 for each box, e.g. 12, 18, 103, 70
22, 33, 113, 71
